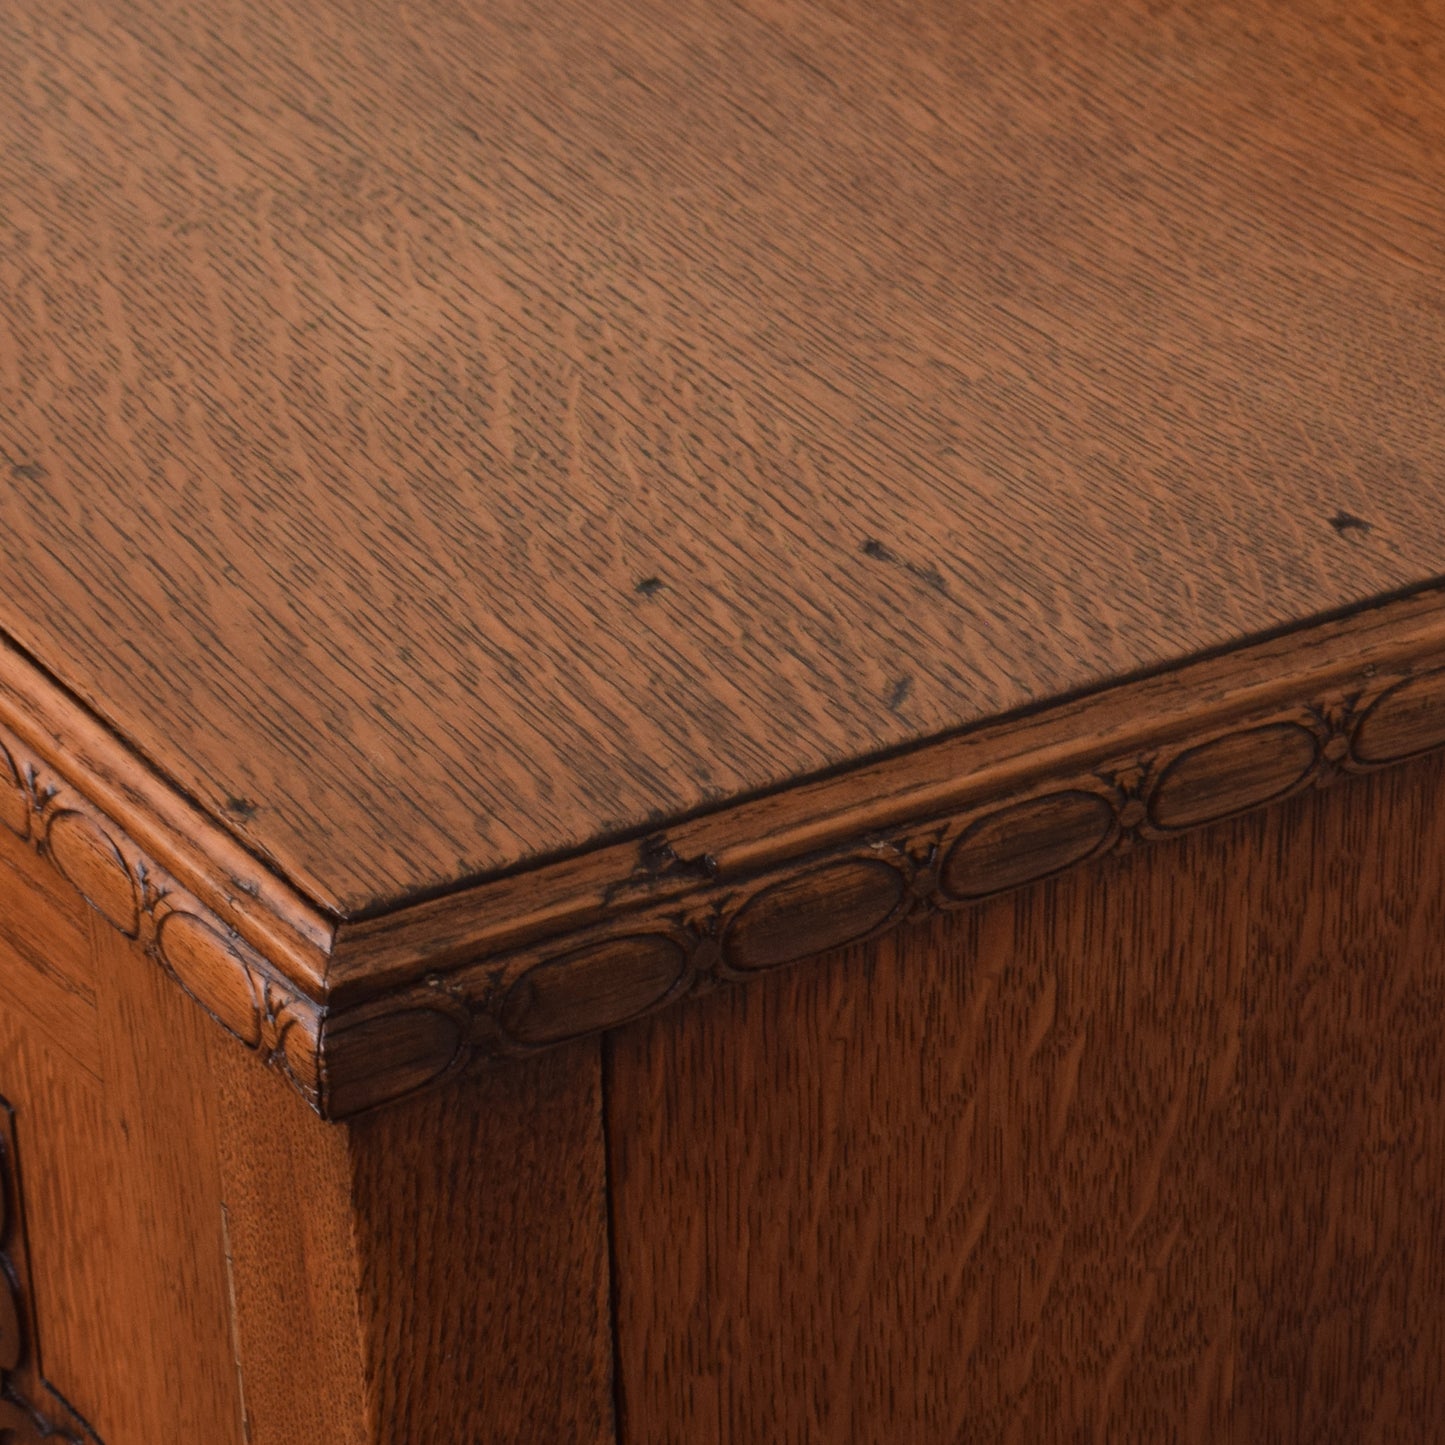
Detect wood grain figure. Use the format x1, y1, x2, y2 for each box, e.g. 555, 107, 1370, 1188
2, 0, 1445, 914
1, 0, 1444, 1436
608, 755, 1445, 1442
0, 1103, 99, 1444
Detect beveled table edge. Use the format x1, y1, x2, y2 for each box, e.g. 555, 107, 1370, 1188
3, 588, 1445, 1117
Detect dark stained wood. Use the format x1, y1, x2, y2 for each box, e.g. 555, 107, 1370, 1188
1238, 759, 1445, 1441
329, 586, 1445, 993
0, 821, 97, 1077
0, 636, 332, 993
9, 564, 1445, 1118
2, 0, 1445, 919
2, 0, 1445, 1433
0, 895, 253, 1442
209, 1040, 374, 1445
0, 860, 617, 1443
0, 1102, 101, 1443
1352, 666, 1445, 762
606, 753, 1445, 1441
0, 710, 327, 1107
0, 1007, 111, 1433
0, 842, 156, 1434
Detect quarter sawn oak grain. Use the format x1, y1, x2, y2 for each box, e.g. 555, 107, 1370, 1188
3, 0, 1445, 915
7, 586, 1445, 1117
3, 0, 1445, 1437
607, 753, 1445, 1443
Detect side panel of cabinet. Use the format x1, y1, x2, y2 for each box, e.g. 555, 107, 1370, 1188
605, 755, 1445, 1443
0, 992, 109, 1440
0, 819, 244, 1440
210, 1035, 618, 1445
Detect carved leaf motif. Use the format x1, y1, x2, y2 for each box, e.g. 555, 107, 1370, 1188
4, 643, 1445, 1117
0, 723, 324, 1111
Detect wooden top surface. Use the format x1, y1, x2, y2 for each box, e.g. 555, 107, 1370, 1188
2, 0, 1444, 917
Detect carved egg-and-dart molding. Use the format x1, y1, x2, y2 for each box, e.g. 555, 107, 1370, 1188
315, 667, 1445, 1113
4, 650, 1445, 1119
0, 726, 323, 1109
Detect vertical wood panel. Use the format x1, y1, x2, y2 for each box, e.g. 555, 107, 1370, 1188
1238, 759, 1445, 1441
88, 916, 246, 1443
0, 820, 97, 1076
0, 1002, 108, 1430
0, 842, 135, 1434
212, 1037, 617, 1445
607, 850, 1244, 1441
0, 859, 616, 1444
607, 756, 1445, 1442
347, 1044, 616, 1445
210, 1038, 371, 1445
0, 875, 243, 1442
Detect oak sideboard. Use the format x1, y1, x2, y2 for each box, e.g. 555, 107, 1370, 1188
3, 0, 1445, 1440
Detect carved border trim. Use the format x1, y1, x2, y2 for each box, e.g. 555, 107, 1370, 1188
0, 637, 333, 994
0, 726, 323, 1108
315, 657, 1445, 1116
3, 603, 1445, 1117
0, 1100, 102, 1444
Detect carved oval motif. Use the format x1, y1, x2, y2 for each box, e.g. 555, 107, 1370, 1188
324, 1008, 465, 1118
277, 1009, 323, 1100
0, 746, 27, 839
723, 858, 905, 972
501, 935, 687, 1046
45, 809, 140, 935
156, 911, 262, 1046
941, 790, 1115, 900
1353, 670, 1445, 764
1149, 723, 1317, 831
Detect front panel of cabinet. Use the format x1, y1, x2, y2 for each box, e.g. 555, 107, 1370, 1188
5, 721, 1445, 1443
606, 754, 1445, 1443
